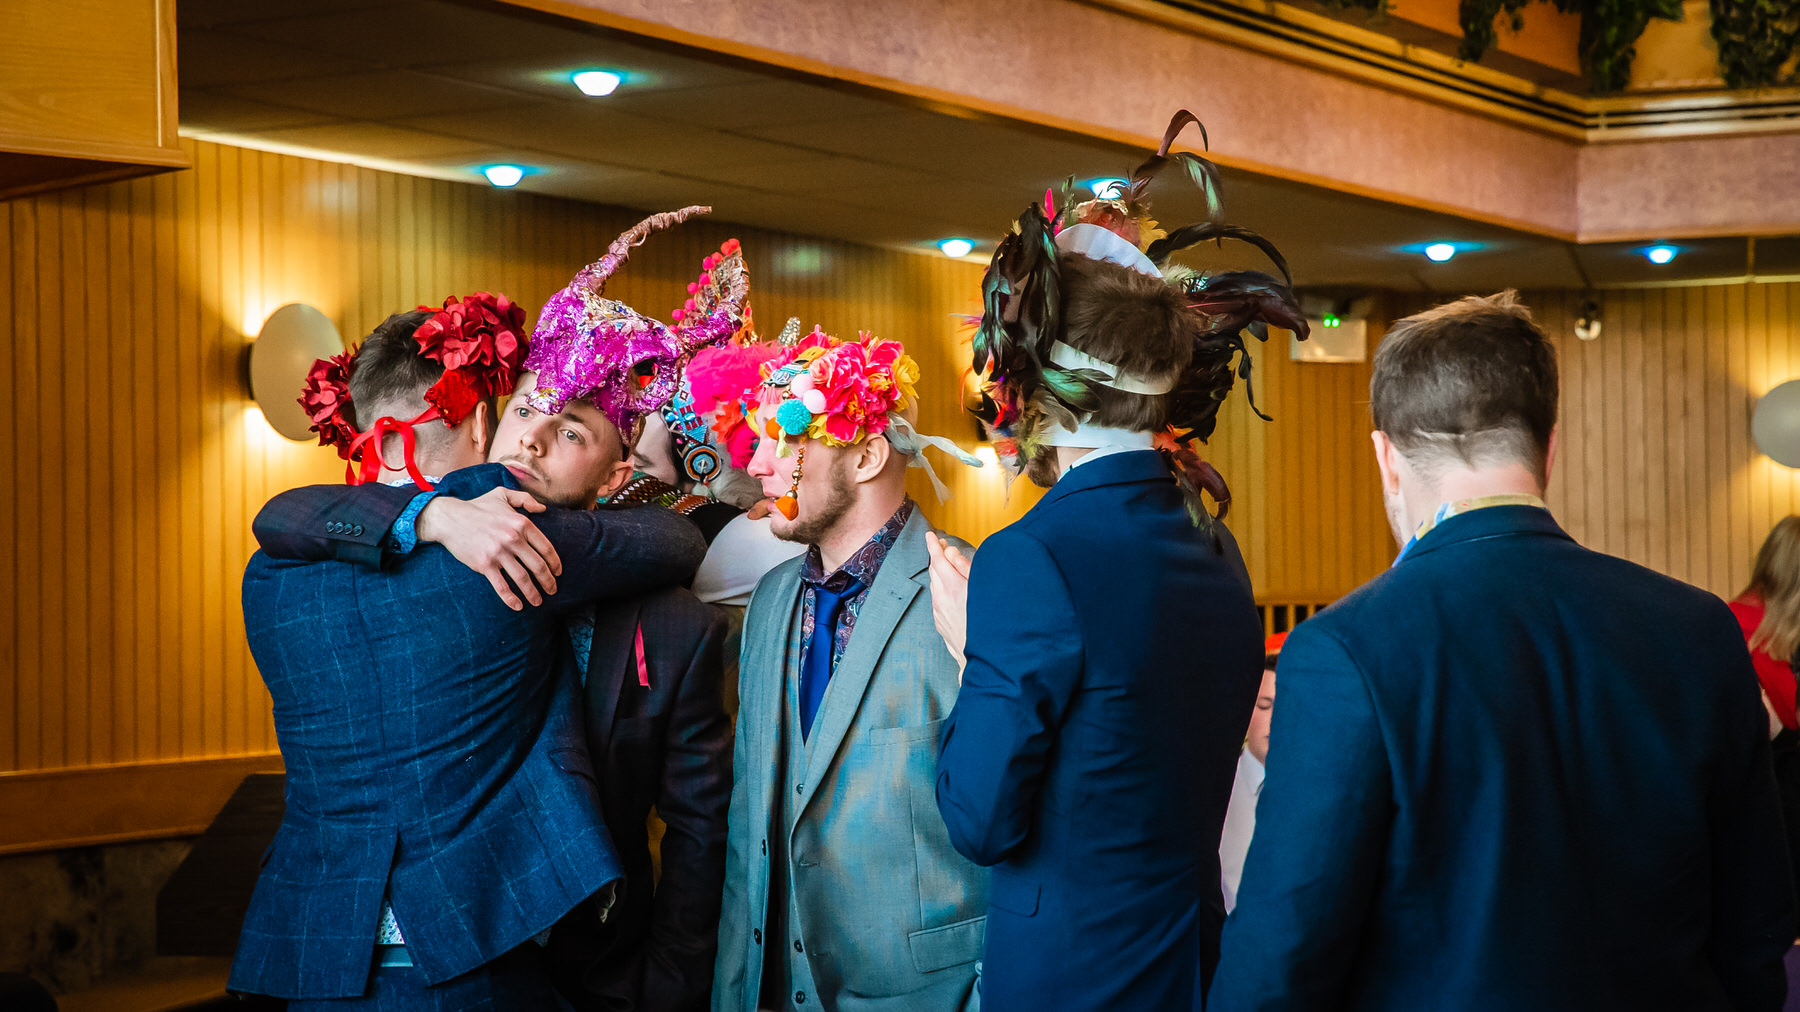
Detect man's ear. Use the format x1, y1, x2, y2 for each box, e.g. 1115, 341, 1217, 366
595, 458, 633, 504
469, 401, 493, 460
850, 435, 893, 485
1371, 430, 1402, 494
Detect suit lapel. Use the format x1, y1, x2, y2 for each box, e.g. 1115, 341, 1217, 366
587, 600, 642, 751
751, 564, 805, 833
796, 513, 929, 815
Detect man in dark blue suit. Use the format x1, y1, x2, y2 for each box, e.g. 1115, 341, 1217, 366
931, 131, 1298, 1008
232, 308, 708, 1009
1209, 292, 1797, 1011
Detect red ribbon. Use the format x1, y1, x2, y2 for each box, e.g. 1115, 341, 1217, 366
346, 406, 440, 490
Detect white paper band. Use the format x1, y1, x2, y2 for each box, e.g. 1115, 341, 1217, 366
1048, 341, 1176, 396
1040, 421, 1158, 451
1054, 222, 1161, 279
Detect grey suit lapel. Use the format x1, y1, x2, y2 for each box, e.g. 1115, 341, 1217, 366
796, 512, 931, 811
747, 564, 804, 834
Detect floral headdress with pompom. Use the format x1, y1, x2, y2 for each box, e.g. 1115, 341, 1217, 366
524, 205, 749, 437
750, 327, 978, 519
298, 291, 528, 489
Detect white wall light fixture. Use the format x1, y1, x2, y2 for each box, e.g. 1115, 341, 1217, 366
249, 304, 346, 441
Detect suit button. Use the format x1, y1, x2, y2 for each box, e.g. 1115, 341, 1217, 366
752, 929, 761, 944
794, 940, 803, 953
327, 522, 339, 533
795, 783, 803, 795
352, 524, 364, 536
795, 991, 806, 1004
760, 839, 767, 856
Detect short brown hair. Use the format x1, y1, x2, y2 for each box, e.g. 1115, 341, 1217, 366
347, 309, 476, 460
348, 309, 439, 429
1370, 291, 1558, 481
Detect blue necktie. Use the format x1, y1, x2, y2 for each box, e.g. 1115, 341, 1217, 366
799, 576, 863, 741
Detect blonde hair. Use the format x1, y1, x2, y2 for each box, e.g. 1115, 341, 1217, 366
1745, 516, 1800, 661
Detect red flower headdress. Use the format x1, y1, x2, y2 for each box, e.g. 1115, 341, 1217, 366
296, 291, 529, 489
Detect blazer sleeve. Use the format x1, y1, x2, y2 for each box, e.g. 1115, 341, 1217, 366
252, 481, 419, 567
935, 528, 1085, 866
1705, 644, 1798, 1010
1207, 624, 1393, 1012
641, 604, 734, 1012
529, 505, 707, 610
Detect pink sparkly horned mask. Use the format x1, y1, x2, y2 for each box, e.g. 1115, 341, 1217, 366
523, 205, 750, 433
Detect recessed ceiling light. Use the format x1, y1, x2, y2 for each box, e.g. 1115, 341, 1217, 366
938, 238, 975, 258
1423, 242, 1458, 262
482, 165, 525, 187
1643, 245, 1678, 265
1087, 178, 1127, 199
572, 70, 622, 97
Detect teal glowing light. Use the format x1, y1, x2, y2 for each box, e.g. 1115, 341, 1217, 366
572, 70, 623, 96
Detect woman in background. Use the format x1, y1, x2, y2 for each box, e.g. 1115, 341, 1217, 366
1731, 516, 1800, 937
1731, 516, 1800, 736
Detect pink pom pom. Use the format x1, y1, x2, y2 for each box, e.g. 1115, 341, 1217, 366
724, 238, 740, 254
687, 282, 700, 294
671, 308, 686, 322
684, 297, 696, 312
698, 273, 712, 286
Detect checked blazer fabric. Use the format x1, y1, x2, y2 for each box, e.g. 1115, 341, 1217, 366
232, 464, 706, 1000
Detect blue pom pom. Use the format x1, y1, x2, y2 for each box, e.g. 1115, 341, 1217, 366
776, 399, 813, 436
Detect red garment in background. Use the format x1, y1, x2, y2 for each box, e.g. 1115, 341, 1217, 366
1729, 593, 1799, 730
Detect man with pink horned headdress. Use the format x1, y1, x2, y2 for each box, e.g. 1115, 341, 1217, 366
712, 327, 990, 1012
245, 207, 752, 1011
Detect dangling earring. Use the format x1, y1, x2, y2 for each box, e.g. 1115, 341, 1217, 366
775, 443, 804, 520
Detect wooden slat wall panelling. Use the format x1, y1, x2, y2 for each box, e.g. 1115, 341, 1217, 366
1641, 290, 1668, 576
0, 198, 13, 773
153, 169, 180, 759
198, 140, 225, 758
36, 193, 64, 771
14, 196, 40, 772
219, 143, 246, 759
106, 181, 132, 763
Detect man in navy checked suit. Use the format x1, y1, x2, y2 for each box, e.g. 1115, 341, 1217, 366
233, 311, 707, 1009
1209, 293, 1796, 1010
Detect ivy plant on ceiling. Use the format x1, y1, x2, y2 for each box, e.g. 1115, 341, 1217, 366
1709, 0, 1800, 87
1320, 0, 1800, 91
1459, 0, 1681, 92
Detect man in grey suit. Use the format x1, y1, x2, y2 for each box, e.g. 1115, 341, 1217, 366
713, 331, 986, 1012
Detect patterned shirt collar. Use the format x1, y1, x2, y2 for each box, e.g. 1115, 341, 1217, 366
800, 499, 914, 592
1393, 493, 1548, 566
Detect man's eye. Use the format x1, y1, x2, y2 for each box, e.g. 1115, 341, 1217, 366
562, 430, 582, 443
515, 406, 530, 418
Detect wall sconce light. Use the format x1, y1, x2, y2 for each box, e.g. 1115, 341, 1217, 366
1753, 379, 1800, 468
1574, 299, 1602, 342
249, 303, 345, 441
